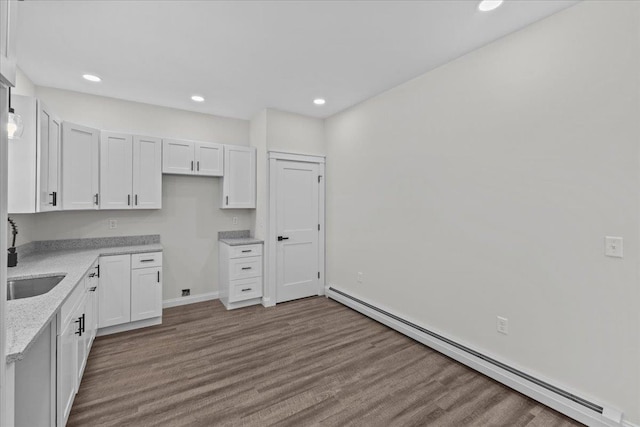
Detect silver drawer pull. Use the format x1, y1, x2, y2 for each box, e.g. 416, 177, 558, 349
241, 250, 252, 253
241, 267, 252, 270
140, 259, 155, 262
241, 288, 252, 292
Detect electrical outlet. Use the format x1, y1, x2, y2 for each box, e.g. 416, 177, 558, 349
182, 289, 190, 297
232, 216, 238, 225
357, 272, 363, 283
497, 316, 509, 335
605, 236, 623, 258
109, 219, 117, 229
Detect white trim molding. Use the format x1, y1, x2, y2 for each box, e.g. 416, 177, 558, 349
327, 286, 629, 427
266, 151, 326, 306
163, 291, 219, 308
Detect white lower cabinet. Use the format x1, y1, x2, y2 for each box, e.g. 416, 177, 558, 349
219, 242, 263, 309
98, 254, 132, 328
99, 252, 163, 331
57, 264, 96, 427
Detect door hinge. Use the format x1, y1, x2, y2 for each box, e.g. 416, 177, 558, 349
318, 272, 320, 279
318, 224, 320, 231
318, 175, 322, 183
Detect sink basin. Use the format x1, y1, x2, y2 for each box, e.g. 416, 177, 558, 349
7, 276, 65, 300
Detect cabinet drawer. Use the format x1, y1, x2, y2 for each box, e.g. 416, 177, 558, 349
228, 244, 262, 259
229, 256, 262, 280
131, 252, 162, 269
229, 277, 262, 303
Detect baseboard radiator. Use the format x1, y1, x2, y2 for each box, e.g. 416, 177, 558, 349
327, 287, 627, 427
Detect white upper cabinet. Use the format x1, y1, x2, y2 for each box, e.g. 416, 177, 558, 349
100, 133, 162, 210
162, 139, 223, 176
222, 145, 256, 209
0, 0, 17, 86
195, 142, 223, 176
100, 132, 133, 210
133, 136, 162, 209
62, 122, 100, 210
39, 103, 62, 212
8, 96, 62, 213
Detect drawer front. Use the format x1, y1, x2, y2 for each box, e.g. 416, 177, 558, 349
132, 252, 163, 269
229, 277, 262, 302
229, 256, 262, 280
61, 279, 85, 328
229, 244, 262, 259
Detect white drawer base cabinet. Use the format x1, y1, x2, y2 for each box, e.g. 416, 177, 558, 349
219, 242, 263, 310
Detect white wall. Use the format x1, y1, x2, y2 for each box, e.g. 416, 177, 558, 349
11, 76, 253, 299
325, 1, 639, 424
250, 110, 267, 240
266, 109, 325, 156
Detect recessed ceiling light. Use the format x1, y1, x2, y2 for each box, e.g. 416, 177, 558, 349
478, 0, 503, 12
191, 95, 205, 102
82, 74, 102, 82
313, 98, 326, 106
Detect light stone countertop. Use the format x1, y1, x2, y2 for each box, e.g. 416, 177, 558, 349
218, 237, 264, 246
6, 243, 163, 363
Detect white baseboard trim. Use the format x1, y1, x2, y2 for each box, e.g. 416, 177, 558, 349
163, 292, 219, 308
97, 317, 162, 336
327, 286, 628, 427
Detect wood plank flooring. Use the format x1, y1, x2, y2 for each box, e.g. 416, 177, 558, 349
68, 297, 583, 427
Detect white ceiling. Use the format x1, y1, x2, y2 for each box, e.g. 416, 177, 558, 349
17, 0, 578, 120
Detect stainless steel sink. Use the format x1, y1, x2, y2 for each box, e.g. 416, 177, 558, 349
7, 275, 65, 300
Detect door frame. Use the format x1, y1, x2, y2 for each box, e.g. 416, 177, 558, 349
265, 151, 325, 307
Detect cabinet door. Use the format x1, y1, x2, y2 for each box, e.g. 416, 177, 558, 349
131, 267, 163, 322
0, 0, 17, 86
222, 146, 256, 209
133, 136, 162, 209
62, 122, 100, 210
100, 132, 133, 210
98, 255, 131, 328
75, 299, 88, 386
39, 102, 62, 212
195, 142, 223, 176
162, 139, 194, 175
57, 317, 78, 427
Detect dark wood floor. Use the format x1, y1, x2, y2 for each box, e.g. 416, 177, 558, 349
68, 297, 583, 427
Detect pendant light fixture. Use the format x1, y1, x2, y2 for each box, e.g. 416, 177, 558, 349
7, 87, 24, 140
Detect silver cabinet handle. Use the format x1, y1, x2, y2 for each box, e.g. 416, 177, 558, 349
241, 267, 252, 270
140, 259, 155, 262
241, 288, 252, 292
241, 250, 252, 253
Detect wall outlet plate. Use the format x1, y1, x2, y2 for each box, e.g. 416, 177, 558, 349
605, 236, 623, 258
357, 272, 363, 283
109, 219, 117, 229
497, 316, 509, 335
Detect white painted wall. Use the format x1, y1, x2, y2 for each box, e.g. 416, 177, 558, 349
10, 75, 253, 299
325, 1, 640, 424
266, 109, 325, 156
250, 110, 267, 240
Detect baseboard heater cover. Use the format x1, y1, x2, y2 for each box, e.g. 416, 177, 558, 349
327, 287, 626, 427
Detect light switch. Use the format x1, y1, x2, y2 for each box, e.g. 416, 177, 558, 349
605, 236, 623, 258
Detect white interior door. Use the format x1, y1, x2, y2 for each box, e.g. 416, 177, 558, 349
275, 160, 320, 303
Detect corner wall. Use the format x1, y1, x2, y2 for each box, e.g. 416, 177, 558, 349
325, 1, 640, 423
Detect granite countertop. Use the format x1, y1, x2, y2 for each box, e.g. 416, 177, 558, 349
218, 229, 263, 246
218, 237, 264, 246
6, 240, 163, 363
